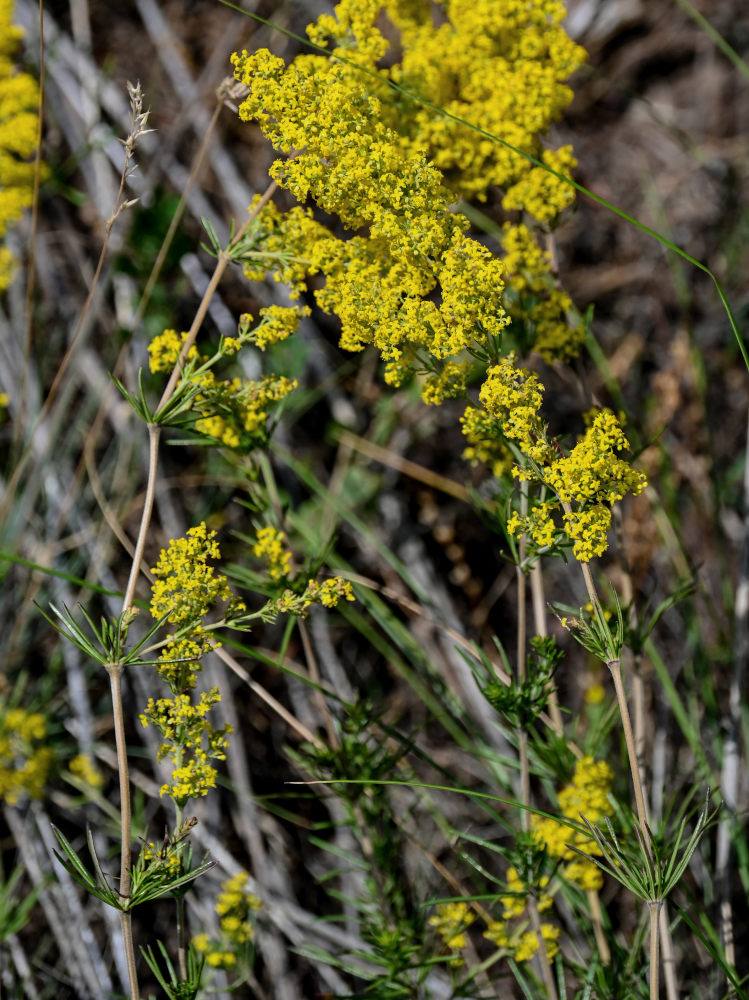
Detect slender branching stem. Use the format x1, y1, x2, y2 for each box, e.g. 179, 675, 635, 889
174, 801, 187, 981
607, 658, 652, 864
569, 509, 661, 993
516, 482, 557, 1000
122, 422, 161, 613
529, 561, 564, 735
156, 180, 278, 412
106, 661, 139, 1000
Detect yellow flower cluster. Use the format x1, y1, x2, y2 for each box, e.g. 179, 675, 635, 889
386, 0, 585, 203
68, 752, 103, 790
140, 687, 231, 804
145, 525, 241, 805
501, 222, 585, 362
148, 329, 190, 372
232, 34, 508, 395
233, 0, 589, 391
150, 522, 233, 630
500, 865, 553, 919
254, 304, 309, 351
513, 922, 561, 962
193, 372, 298, 449
263, 578, 356, 622
304, 577, 356, 609
0, 703, 53, 804
421, 360, 471, 407
531, 756, 615, 891
478, 355, 552, 466
482, 865, 559, 964
193, 871, 262, 969
0, 0, 41, 290
460, 405, 511, 478
502, 146, 578, 223
473, 364, 645, 561
148, 322, 299, 448
252, 525, 292, 582
428, 900, 474, 966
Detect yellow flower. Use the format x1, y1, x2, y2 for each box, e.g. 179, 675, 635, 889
531, 756, 615, 890
0, 702, 53, 804
0, 1, 42, 290
428, 901, 474, 964
68, 753, 103, 790
252, 525, 292, 582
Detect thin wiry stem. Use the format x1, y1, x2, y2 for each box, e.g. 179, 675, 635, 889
529, 561, 563, 734
650, 902, 662, 1000
516, 480, 557, 1000
607, 658, 652, 864
613, 506, 679, 1000
107, 662, 139, 1000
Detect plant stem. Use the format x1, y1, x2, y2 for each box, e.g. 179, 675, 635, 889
607, 658, 652, 864
122, 422, 161, 612
529, 561, 564, 735
516, 483, 557, 1000
107, 662, 140, 1000
517, 480, 530, 823
649, 901, 662, 1000
587, 888, 611, 966
175, 798, 187, 981
156, 180, 277, 413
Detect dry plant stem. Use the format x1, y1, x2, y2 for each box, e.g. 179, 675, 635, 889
531, 548, 606, 963
649, 902, 662, 1000
299, 621, 339, 749
572, 525, 659, 992
172, 798, 187, 980
124, 178, 278, 608
586, 888, 611, 965
516, 486, 557, 1000
573, 552, 652, 851
106, 662, 140, 1000
157, 178, 278, 410
122, 422, 160, 612
529, 562, 563, 734
517, 482, 530, 821
528, 897, 558, 1000
613, 507, 648, 802
607, 658, 652, 862
613, 511, 679, 1000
